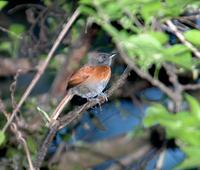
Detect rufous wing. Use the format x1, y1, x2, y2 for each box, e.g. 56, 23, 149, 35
67, 66, 95, 89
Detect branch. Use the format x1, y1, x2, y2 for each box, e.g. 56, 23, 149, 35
10, 123, 35, 170
2, 8, 80, 133
0, 26, 23, 39
166, 20, 200, 58
51, 25, 99, 97
183, 83, 200, 90
115, 44, 177, 102
0, 99, 34, 170
59, 67, 130, 129
34, 67, 130, 169
34, 121, 59, 169
163, 63, 182, 112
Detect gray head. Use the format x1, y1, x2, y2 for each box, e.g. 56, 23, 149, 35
88, 52, 116, 66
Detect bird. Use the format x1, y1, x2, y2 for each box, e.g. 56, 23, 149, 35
49, 52, 115, 122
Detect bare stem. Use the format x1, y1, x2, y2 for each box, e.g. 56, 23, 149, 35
2, 8, 80, 133
21, 138, 35, 170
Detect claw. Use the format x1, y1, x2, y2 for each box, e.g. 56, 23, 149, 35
98, 92, 108, 101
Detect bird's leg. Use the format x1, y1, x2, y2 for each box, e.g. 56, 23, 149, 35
87, 97, 102, 111
87, 93, 108, 111
98, 92, 108, 102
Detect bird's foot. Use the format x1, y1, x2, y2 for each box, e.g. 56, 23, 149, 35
98, 92, 108, 102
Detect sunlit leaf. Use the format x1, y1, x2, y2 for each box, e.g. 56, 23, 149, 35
141, 1, 162, 22
144, 104, 169, 127
149, 31, 169, 45
9, 24, 25, 37
0, 131, 5, 146
166, 52, 192, 69
184, 29, 200, 46
175, 146, 200, 169
0, 1, 8, 10
0, 41, 12, 54
125, 34, 163, 70
185, 94, 200, 120
164, 44, 192, 68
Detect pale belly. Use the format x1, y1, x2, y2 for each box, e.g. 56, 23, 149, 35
72, 80, 108, 98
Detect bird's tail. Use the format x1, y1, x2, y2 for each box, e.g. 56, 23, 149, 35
50, 91, 74, 121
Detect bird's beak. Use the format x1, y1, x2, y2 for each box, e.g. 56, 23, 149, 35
110, 53, 116, 58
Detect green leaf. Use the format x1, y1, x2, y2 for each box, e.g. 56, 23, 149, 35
141, 1, 162, 23
0, 131, 5, 146
9, 24, 25, 37
79, 5, 96, 15
176, 157, 200, 170
164, 44, 192, 68
120, 16, 140, 33
176, 146, 200, 169
27, 136, 37, 154
126, 34, 163, 70
144, 104, 169, 127
185, 94, 200, 120
104, 3, 123, 20
184, 29, 200, 46
165, 44, 188, 56
0, 1, 8, 10
43, 0, 52, 6
183, 146, 200, 158
166, 52, 192, 69
149, 31, 169, 45
0, 41, 12, 54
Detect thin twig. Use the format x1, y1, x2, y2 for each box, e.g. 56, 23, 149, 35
178, 18, 200, 30
59, 67, 131, 129
21, 138, 35, 170
166, 20, 200, 58
183, 83, 200, 90
163, 63, 182, 112
0, 99, 10, 120
2, 8, 80, 133
10, 70, 21, 109
34, 67, 130, 169
34, 121, 59, 169
0, 26, 23, 39
0, 99, 34, 170
178, 14, 200, 20
11, 123, 35, 170
8, 4, 45, 14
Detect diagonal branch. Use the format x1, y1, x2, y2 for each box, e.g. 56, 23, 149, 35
163, 63, 182, 112
34, 67, 130, 169
2, 8, 80, 133
166, 20, 200, 58
183, 83, 200, 90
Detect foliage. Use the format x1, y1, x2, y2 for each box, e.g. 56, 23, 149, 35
0, 131, 5, 146
144, 95, 200, 169
79, 0, 200, 71
1, 0, 200, 169
0, 1, 8, 10
79, 0, 200, 169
